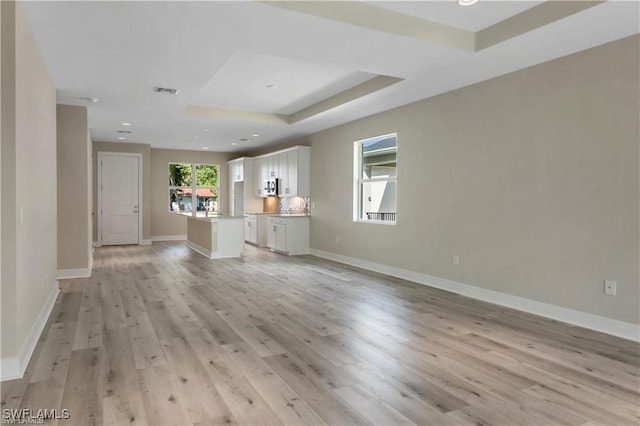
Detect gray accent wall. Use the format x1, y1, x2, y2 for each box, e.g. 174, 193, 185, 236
305, 35, 639, 325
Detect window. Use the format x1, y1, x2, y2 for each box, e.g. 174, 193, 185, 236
354, 134, 397, 224
169, 163, 219, 217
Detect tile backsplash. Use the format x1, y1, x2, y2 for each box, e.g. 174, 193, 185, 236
279, 196, 310, 215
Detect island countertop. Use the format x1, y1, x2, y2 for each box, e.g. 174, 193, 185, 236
174, 211, 245, 220
184, 214, 244, 222
267, 214, 310, 218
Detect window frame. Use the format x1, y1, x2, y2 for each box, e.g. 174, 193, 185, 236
353, 133, 398, 225
168, 162, 219, 217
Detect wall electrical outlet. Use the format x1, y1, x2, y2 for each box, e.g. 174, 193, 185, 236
336, 236, 340, 244
452, 255, 460, 265
604, 280, 617, 296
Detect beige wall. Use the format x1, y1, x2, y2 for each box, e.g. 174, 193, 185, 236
92, 141, 151, 242
91, 145, 232, 241
57, 104, 91, 271
1, 0, 18, 360
1, 2, 58, 359
150, 149, 233, 238
0, 0, 3, 366
305, 35, 639, 325
187, 219, 212, 251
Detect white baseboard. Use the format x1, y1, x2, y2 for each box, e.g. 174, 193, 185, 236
140, 239, 152, 246
187, 241, 214, 259
309, 249, 640, 342
151, 235, 187, 242
57, 267, 92, 279
1, 283, 60, 381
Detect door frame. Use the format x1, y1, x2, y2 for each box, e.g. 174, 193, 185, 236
97, 152, 143, 246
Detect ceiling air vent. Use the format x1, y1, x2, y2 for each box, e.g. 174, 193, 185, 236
117, 130, 132, 134
153, 86, 180, 95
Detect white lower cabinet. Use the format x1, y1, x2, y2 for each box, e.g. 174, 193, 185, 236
266, 216, 309, 255
244, 214, 267, 247
244, 217, 257, 244
267, 222, 286, 252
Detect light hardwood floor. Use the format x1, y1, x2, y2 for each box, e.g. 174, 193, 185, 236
2, 242, 639, 425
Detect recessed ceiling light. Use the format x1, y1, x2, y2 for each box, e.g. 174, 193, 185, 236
266, 84, 276, 89
252, 133, 260, 137
194, 135, 200, 139
118, 137, 126, 140
121, 122, 132, 126
231, 142, 238, 146
202, 147, 209, 150
457, 0, 478, 6
203, 129, 209, 132
80, 97, 98, 103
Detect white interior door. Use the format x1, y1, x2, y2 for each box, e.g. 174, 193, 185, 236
100, 154, 140, 245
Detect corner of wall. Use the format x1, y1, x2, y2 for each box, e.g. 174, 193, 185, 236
1, 282, 58, 381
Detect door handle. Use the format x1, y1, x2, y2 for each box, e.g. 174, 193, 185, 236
132, 210, 139, 213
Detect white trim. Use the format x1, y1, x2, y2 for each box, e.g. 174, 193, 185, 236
151, 235, 187, 242
354, 219, 397, 226
97, 152, 143, 246
186, 240, 242, 259
57, 253, 93, 280
187, 241, 214, 259
57, 267, 92, 279
309, 249, 640, 342
1, 283, 60, 381
92, 241, 102, 248
140, 239, 152, 246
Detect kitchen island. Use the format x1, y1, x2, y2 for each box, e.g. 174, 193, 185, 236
185, 214, 244, 259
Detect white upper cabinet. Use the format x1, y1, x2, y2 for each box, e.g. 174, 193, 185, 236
228, 157, 249, 183
252, 146, 310, 198
282, 146, 310, 197
228, 158, 259, 215
253, 157, 265, 197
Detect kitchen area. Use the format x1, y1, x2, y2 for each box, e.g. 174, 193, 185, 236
229, 145, 311, 256
184, 145, 311, 258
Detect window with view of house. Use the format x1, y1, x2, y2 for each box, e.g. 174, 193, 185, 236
169, 163, 219, 217
354, 134, 397, 224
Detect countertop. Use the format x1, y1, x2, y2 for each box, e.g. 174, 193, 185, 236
177, 212, 244, 222
267, 214, 310, 218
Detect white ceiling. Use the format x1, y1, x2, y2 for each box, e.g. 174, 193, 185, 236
194, 51, 377, 115
22, 1, 640, 153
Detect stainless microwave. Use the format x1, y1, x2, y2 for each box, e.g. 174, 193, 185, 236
264, 178, 280, 196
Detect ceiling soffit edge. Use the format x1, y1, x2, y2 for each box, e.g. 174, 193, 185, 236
476, 0, 605, 51
258, 0, 475, 51
185, 75, 404, 125
289, 75, 404, 124
184, 105, 289, 125
259, 0, 606, 52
